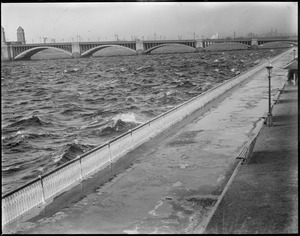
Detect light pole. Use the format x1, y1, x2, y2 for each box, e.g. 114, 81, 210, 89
266, 62, 273, 127
293, 47, 296, 59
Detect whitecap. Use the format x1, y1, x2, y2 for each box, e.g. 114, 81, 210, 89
112, 113, 145, 124
172, 181, 183, 187
148, 199, 164, 216
123, 225, 140, 234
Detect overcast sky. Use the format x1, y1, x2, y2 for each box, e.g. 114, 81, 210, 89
1, 2, 298, 43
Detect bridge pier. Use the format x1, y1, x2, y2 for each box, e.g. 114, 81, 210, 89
251, 39, 258, 49
1, 44, 13, 61
135, 39, 144, 54
195, 39, 205, 52
71, 42, 81, 58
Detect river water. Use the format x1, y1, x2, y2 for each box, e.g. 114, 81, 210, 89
1, 48, 286, 194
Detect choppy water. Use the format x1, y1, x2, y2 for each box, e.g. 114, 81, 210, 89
1, 49, 286, 194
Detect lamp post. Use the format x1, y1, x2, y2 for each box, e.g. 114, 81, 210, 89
293, 48, 296, 59
266, 62, 273, 127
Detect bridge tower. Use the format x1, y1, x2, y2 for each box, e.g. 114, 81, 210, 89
17, 26, 26, 44
1, 26, 6, 44
1, 26, 12, 61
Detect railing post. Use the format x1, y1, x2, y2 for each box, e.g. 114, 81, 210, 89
163, 114, 167, 131
129, 129, 133, 148
39, 175, 46, 204
79, 156, 83, 180
108, 142, 112, 172
148, 123, 152, 139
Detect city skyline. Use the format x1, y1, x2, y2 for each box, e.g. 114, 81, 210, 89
1, 2, 298, 43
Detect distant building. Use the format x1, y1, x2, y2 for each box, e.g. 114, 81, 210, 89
247, 32, 257, 38
1, 26, 6, 44
17, 26, 26, 44
266, 28, 279, 37
210, 33, 219, 39
244, 28, 296, 38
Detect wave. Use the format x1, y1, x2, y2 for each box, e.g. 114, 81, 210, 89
83, 97, 106, 104
63, 68, 82, 73
176, 80, 196, 88
112, 113, 146, 124
99, 119, 137, 136
53, 142, 95, 165
136, 65, 153, 72
140, 109, 157, 118
34, 89, 48, 97
16, 130, 57, 140
80, 119, 110, 130
4, 115, 50, 130
98, 113, 146, 136
2, 164, 23, 174
60, 104, 86, 116
2, 131, 58, 153
2, 138, 33, 154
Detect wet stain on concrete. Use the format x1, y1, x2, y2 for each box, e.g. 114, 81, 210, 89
168, 194, 218, 233
122, 190, 221, 234
167, 130, 204, 146
186, 196, 218, 208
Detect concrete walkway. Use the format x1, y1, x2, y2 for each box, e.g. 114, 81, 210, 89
5, 49, 295, 234
205, 82, 298, 234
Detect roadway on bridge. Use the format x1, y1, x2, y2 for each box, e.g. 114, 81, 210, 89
6, 49, 295, 234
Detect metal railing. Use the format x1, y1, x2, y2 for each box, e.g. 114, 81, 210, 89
2, 49, 291, 227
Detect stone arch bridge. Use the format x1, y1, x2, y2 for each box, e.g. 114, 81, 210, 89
1, 37, 298, 61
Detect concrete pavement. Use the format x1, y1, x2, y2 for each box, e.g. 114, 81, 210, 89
4, 49, 296, 234
204, 82, 298, 234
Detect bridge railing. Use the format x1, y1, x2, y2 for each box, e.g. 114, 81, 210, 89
1, 49, 291, 227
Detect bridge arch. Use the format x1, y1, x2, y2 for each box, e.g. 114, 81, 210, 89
205, 42, 250, 51
144, 43, 195, 54
258, 41, 298, 48
81, 45, 136, 57
14, 47, 72, 60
